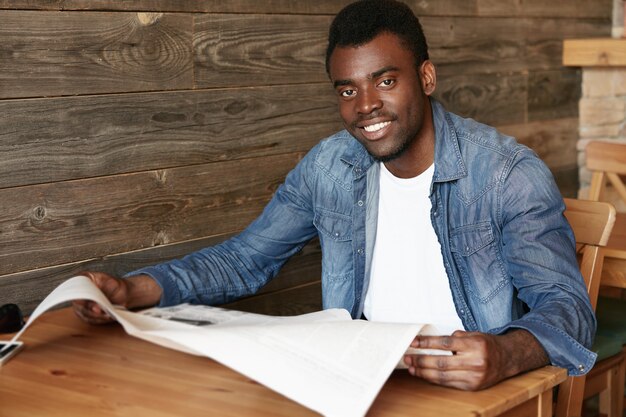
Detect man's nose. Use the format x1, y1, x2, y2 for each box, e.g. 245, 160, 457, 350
356, 87, 382, 114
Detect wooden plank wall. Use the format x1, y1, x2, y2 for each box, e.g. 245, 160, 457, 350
0, 0, 612, 315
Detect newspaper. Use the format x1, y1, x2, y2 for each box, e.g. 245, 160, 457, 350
2, 276, 447, 417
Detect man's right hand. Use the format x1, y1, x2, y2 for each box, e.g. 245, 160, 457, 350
72, 271, 162, 325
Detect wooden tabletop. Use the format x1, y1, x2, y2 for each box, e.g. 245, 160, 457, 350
0, 308, 567, 417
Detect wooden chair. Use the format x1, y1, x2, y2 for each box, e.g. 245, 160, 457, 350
585, 141, 626, 417
555, 198, 618, 417
587, 141, 626, 294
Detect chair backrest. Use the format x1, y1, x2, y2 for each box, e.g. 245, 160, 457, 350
563, 198, 616, 309
585, 141, 626, 281
556, 198, 616, 417
586, 141, 626, 204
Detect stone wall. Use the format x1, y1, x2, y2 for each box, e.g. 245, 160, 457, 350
578, 68, 626, 209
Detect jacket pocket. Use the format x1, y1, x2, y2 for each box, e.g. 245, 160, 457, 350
314, 210, 353, 282
450, 221, 508, 303
314, 210, 352, 241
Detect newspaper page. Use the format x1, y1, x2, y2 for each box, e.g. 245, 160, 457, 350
2, 276, 443, 417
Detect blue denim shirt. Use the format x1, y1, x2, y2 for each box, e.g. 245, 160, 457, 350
133, 99, 596, 376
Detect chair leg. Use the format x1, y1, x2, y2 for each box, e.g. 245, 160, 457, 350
597, 348, 625, 417
556, 376, 586, 417
616, 346, 626, 415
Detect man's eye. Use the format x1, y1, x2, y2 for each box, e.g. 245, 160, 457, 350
340, 89, 356, 98
378, 79, 394, 87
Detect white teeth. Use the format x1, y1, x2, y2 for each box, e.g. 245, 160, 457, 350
363, 121, 390, 132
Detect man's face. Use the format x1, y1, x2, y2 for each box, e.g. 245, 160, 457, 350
328, 32, 433, 163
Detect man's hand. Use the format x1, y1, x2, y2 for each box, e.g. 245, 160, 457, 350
403, 329, 549, 391
72, 271, 162, 325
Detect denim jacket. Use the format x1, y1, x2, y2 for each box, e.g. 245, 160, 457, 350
134, 99, 596, 376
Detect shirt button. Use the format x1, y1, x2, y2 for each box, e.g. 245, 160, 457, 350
460, 309, 465, 315
578, 364, 585, 372
357, 248, 364, 255
357, 200, 364, 206
355, 167, 361, 174
334, 232, 340, 238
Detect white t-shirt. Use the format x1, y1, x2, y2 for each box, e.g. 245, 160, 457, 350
363, 163, 464, 334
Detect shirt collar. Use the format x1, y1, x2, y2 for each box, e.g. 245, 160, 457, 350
340, 133, 375, 179
431, 98, 467, 183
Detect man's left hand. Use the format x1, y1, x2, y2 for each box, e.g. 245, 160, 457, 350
403, 329, 549, 391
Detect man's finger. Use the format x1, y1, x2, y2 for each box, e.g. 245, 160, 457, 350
76, 309, 112, 325
73, 304, 100, 324
404, 353, 486, 371
411, 334, 462, 351
411, 332, 489, 352
72, 300, 113, 324
410, 367, 481, 390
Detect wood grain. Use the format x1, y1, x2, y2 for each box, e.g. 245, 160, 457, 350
528, 69, 581, 122
0, 307, 567, 417
194, 10, 525, 89
0, 11, 609, 98
477, 0, 612, 18
497, 118, 579, 170
0, 84, 341, 189
525, 20, 610, 70
0, 153, 302, 276
0, 10, 193, 99
0, 236, 321, 315
0, 0, 615, 320
424, 16, 526, 77
496, 118, 580, 197
0, 234, 237, 313
425, 16, 609, 77
223, 281, 322, 316
0, 0, 478, 16
0, 308, 322, 417
551, 165, 579, 199
563, 38, 626, 67
434, 72, 527, 126
193, 14, 331, 87
586, 141, 626, 175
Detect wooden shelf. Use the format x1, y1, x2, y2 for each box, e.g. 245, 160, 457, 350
563, 38, 626, 67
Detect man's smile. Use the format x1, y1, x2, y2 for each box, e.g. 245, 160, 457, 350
359, 119, 393, 141
363, 121, 391, 133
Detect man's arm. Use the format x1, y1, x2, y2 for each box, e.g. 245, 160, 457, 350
495, 150, 596, 375
73, 143, 324, 323
72, 271, 162, 324
403, 329, 549, 391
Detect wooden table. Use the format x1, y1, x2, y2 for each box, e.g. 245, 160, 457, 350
0, 308, 566, 417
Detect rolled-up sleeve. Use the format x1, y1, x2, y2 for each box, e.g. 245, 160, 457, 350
125, 146, 320, 308
493, 149, 597, 376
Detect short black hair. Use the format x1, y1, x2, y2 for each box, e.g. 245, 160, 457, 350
325, 0, 429, 75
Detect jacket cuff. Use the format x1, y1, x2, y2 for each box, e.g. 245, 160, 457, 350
123, 265, 182, 307
490, 318, 597, 376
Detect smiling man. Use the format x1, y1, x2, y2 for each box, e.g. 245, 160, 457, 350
330, 34, 434, 177
74, 0, 596, 391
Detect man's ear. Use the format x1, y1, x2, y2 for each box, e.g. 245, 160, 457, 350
419, 60, 436, 96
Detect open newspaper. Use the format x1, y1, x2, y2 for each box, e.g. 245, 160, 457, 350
2, 276, 449, 417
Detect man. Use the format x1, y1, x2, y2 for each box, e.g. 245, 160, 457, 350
74, 0, 596, 391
